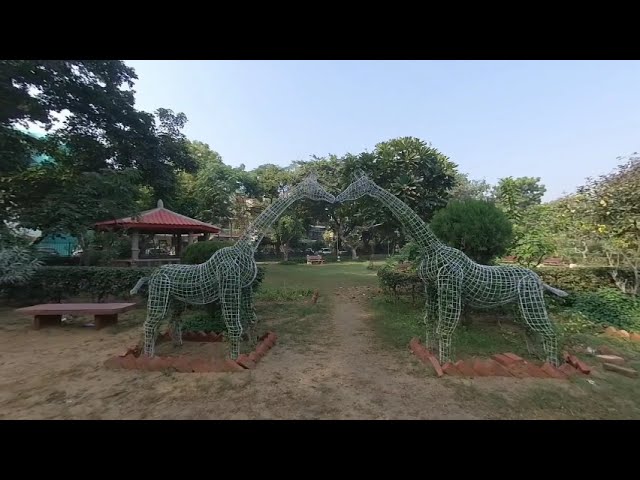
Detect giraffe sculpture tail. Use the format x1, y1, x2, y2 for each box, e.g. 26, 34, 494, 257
542, 283, 569, 297
130, 276, 149, 295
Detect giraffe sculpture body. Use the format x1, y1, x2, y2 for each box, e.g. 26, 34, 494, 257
131, 175, 335, 359
336, 174, 566, 366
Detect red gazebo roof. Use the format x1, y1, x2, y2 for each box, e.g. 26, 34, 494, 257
95, 200, 221, 234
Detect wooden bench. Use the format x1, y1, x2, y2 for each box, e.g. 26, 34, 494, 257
542, 257, 564, 267
15, 303, 137, 330
306, 255, 325, 265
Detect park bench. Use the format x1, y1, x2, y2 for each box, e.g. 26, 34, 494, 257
15, 302, 137, 330
542, 257, 564, 267
306, 255, 325, 265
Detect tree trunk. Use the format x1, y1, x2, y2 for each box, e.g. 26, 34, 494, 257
350, 247, 358, 260
280, 242, 289, 261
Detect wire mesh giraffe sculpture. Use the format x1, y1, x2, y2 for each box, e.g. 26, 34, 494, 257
336, 173, 567, 366
131, 174, 335, 359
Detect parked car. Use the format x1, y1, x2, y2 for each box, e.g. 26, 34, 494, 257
317, 248, 332, 255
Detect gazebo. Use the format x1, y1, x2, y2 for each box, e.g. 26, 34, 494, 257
94, 200, 221, 265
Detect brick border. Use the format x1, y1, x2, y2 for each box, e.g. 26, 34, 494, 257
104, 331, 277, 373
409, 337, 589, 380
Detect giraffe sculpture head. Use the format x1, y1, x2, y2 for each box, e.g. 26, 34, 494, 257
295, 174, 336, 203
335, 171, 377, 203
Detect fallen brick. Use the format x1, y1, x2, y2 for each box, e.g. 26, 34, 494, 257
442, 362, 462, 376
602, 363, 638, 378
426, 354, 444, 377
630, 333, 640, 343
492, 353, 518, 368
595, 354, 625, 365
524, 363, 551, 378
472, 359, 494, 376
558, 363, 580, 376
540, 362, 568, 379
598, 345, 621, 356
236, 354, 256, 369
503, 352, 524, 362
603, 326, 619, 338
104, 356, 122, 369
455, 360, 476, 377
120, 355, 139, 370
617, 330, 631, 339
488, 359, 514, 377
567, 354, 581, 369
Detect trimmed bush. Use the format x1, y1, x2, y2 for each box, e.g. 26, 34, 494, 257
533, 267, 635, 293
1, 266, 155, 305
182, 240, 234, 265
430, 199, 513, 264
378, 261, 636, 297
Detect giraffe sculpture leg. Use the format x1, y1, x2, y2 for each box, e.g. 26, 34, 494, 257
143, 275, 171, 357
422, 283, 439, 353
435, 268, 463, 364
241, 286, 258, 346
517, 278, 559, 366
220, 269, 243, 360
169, 301, 186, 347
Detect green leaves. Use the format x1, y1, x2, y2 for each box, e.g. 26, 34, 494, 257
430, 199, 513, 265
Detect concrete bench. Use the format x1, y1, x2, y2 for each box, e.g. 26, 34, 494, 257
15, 303, 137, 330
306, 255, 325, 265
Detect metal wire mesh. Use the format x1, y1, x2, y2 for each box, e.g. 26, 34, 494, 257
336, 173, 565, 366
133, 174, 335, 359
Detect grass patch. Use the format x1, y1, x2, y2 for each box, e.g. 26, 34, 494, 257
260, 262, 379, 294
369, 296, 536, 360
256, 287, 314, 302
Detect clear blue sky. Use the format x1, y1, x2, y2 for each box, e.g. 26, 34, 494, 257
125, 60, 640, 202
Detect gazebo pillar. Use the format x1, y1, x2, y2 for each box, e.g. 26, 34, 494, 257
131, 230, 140, 261
188, 232, 196, 245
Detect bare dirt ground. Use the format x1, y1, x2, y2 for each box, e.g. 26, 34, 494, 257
0, 287, 583, 420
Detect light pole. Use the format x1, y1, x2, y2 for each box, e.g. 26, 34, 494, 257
336, 232, 340, 262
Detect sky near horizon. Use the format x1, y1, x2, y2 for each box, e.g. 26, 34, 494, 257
118, 61, 638, 201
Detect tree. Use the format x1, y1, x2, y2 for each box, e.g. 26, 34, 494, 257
449, 173, 493, 202
578, 153, 640, 295
2, 162, 141, 249
273, 215, 304, 261
493, 176, 546, 222
0, 60, 196, 220
0, 246, 42, 286
430, 199, 513, 264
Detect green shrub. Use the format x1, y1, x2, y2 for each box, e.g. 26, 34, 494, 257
533, 267, 635, 293
181, 309, 226, 333
430, 199, 513, 264
181, 240, 234, 265
568, 288, 640, 331
1, 266, 155, 305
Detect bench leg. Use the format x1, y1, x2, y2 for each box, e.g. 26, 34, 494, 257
33, 315, 62, 330
94, 314, 118, 330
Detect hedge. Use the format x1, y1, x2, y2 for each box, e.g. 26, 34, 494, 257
377, 264, 636, 297
1, 264, 266, 306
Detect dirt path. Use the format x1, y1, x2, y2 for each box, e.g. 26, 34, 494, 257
0, 291, 557, 419
252, 298, 482, 419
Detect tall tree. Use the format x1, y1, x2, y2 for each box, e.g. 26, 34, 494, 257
493, 176, 546, 222
578, 153, 640, 295
448, 172, 493, 202
0, 60, 196, 229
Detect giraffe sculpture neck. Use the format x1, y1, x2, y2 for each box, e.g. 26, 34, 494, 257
234, 189, 304, 253
370, 184, 443, 252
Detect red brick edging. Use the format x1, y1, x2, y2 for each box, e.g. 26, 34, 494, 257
409, 337, 589, 380
104, 331, 277, 373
